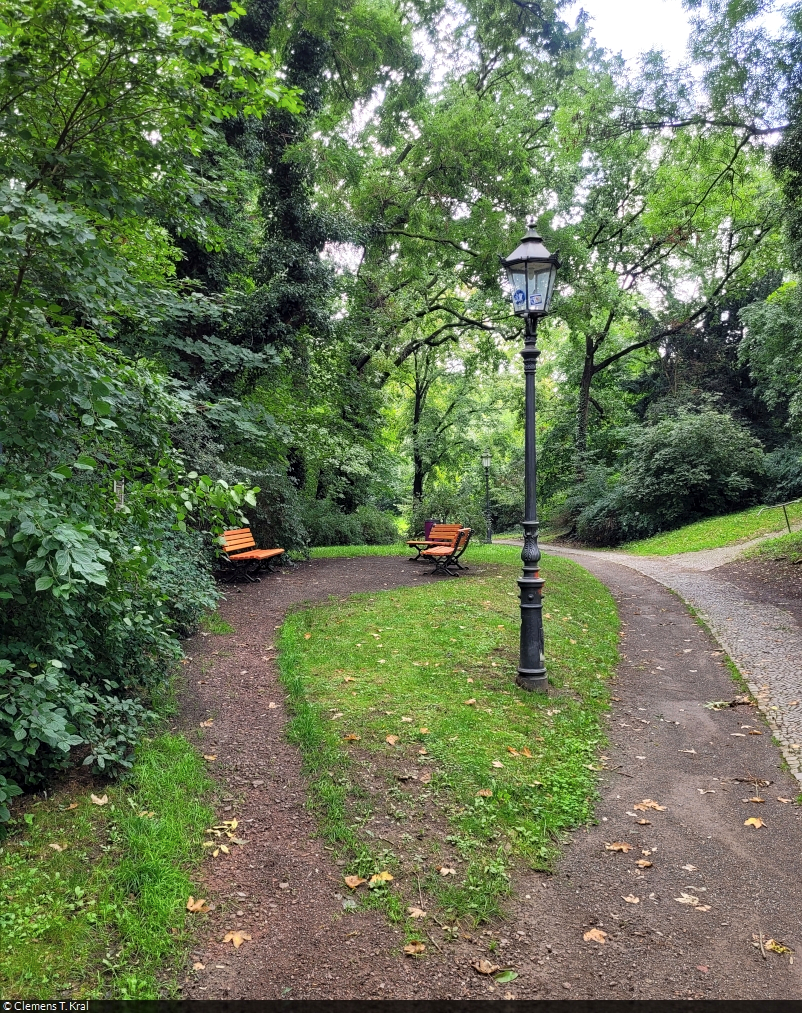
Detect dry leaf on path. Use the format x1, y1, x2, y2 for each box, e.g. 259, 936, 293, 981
777, 797, 793, 804
636, 819, 651, 825
492, 760, 504, 768
605, 842, 633, 853
90, 794, 108, 806
622, 895, 640, 904
186, 896, 210, 913
476, 789, 493, 798
203, 754, 217, 761
583, 928, 607, 944
681, 864, 697, 871
48, 843, 67, 852
404, 940, 426, 956
268, 702, 278, 709
369, 871, 393, 885
385, 735, 399, 745
743, 796, 765, 803
344, 875, 366, 890
635, 859, 653, 868
407, 906, 427, 919
633, 799, 667, 811
200, 720, 213, 728
192, 962, 205, 971
419, 771, 432, 783
765, 938, 793, 955
744, 817, 765, 828
675, 892, 709, 910
438, 866, 456, 876
473, 959, 501, 975
223, 931, 251, 949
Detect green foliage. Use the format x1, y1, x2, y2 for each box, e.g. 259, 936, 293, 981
278, 545, 619, 920
575, 405, 766, 545
740, 282, 802, 434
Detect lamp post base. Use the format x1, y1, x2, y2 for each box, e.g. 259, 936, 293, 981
516, 672, 548, 693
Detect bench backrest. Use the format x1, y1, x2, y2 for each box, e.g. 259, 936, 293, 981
222, 527, 257, 555
428, 523, 463, 544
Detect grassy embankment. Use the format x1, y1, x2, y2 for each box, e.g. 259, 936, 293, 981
0, 718, 220, 997
622, 501, 802, 556
280, 543, 619, 931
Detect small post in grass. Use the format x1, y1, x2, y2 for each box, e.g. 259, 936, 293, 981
481, 449, 492, 544
500, 223, 560, 693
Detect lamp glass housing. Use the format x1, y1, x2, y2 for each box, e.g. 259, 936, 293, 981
481, 451, 491, 469
502, 226, 559, 317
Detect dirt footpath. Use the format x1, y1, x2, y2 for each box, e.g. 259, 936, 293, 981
177, 554, 802, 1000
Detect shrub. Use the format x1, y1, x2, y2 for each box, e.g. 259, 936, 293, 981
354, 504, 398, 544
764, 443, 802, 503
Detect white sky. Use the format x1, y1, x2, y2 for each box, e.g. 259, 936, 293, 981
564, 0, 694, 64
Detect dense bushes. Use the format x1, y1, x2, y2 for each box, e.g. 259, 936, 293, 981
0, 338, 255, 814
574, 406, 767, 545
300, 499, 398, 547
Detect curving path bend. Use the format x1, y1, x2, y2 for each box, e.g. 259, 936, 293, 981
538, 542, 802, 782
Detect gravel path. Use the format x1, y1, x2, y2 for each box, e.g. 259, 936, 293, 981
533, 542, 802, 782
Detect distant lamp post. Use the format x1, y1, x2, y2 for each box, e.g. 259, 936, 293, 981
501, 223, 559, 693
481, 450, 492, 544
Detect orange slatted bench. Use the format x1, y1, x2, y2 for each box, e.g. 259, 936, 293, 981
421, 527, 472, 576
407, 523, 463, 561
220, 527, 285, 582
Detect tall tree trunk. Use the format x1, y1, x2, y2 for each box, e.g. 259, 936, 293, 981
575, 336, 595, 479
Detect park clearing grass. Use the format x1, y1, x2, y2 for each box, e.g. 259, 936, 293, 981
278, 543, 619, 930
0, 735, 213, 999
622, 501, 802, 556
749, 528, 802, 562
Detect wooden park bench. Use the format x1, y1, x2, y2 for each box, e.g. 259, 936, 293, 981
407, 523, 463, 561
219, 527, 285, 583
421, 527, 472, 577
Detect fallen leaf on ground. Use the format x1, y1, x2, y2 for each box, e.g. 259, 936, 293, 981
765, 938, 793, 955
583, 928, 607, 944
464, 698, 477, 706
636, 819, 651, 825
343, 734, 361, 741
268, 701, 278, 709
401, 717, 413, 723
396, 772, 418, 781
90, 794, 108, 806
419, 771, 432, 783
633, 799, 667, 811
743, 796, 765, 803
749, 730, 762, 735
192, 962, 205, 970
304, 633, 311, 640
419, 727, 429, 734
744, 817, 765, 828
438, 866, 456, 876
472, 959, 501, 975
418, 747, 428, 755
385, 735, 399, 745
520, 747, 534, 758
186, 896, 210, 913
675, 892, 709, 910
605, 841, 633, 852
343, 676, 355, 682
507, 747, 519, 755
494, 970, 519, 983
203, 754, 217, 761
369, 871, 393, 885
777, 797, 793, 804
404, 940, 425, 955
223, 931, 251, 948
622, 894, 640, 904
407, 906, 427, 919
200, 719, 213, 727
65, 803, 78, 810
476, 789, 493, 798
681, 864, 697, 871
344, 875, 366, 889
48, 843, 67, 852
697, 965, 709, 973
492, 760, 504, 768
635, 859, 652, 868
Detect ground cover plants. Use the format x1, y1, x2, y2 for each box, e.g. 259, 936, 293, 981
278, 545, 619, 934
0, 735, 213, 999
622, 501, 802, 556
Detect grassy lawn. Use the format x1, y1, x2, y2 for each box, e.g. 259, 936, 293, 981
749, 528, 802, 562
278, 544, 619, 931
0, 735, 213, 999
622, 501, 802, 556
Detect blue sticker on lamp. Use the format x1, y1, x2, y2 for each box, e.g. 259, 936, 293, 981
529, 292, 543, 309
513, 289, 526, 309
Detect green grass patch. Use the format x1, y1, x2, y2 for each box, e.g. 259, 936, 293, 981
278, 545, 619, 929
310, 543, 409, 558
748, 528, 802, 562
0, 734, 213, 999
200, 611, 235, 635
623, 501, 802, 556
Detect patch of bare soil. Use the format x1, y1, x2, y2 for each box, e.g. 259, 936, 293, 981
713, 555, 802, 626
177, 554, 802, 1001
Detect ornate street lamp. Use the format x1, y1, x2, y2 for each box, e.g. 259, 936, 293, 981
501, 223, 559, 693
481, 450, 492, 544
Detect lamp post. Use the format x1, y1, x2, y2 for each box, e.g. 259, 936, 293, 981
481, 450, 492, 543
501, 224, 560, 693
